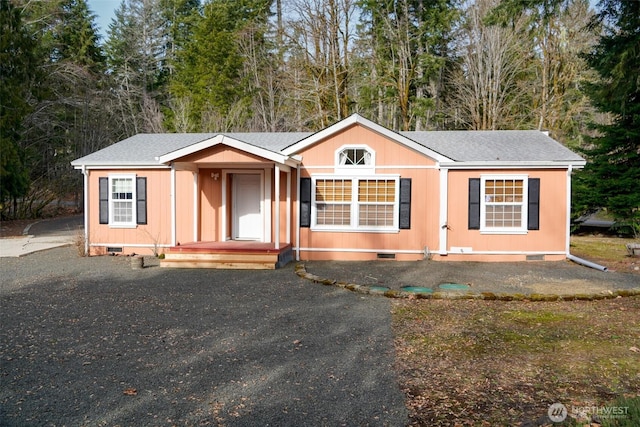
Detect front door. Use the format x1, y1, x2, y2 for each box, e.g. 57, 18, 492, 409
233, 173, 262, 240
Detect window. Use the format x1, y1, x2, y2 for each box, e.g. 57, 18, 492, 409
480, 176, 528, 233
312, 177, 399, 231
358, 179, 395, 227
99, 175, 146, 227
335, 145, 375, 174
111, 176, 135, 225
316, 179, 352, 226
339, 148, 371, 165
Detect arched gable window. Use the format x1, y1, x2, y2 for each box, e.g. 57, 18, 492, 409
335, 145, 375, 173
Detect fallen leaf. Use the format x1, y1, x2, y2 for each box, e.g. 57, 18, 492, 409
123, 388, 137, 396
630, 346, 639, 353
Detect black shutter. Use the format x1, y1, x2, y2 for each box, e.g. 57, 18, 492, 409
136, 177, 147, 225
468, 178, 481, 230
528, 178, 540, 230
399, 178, 411, 229
99, 177, 109, 224
300, 177, 311, 228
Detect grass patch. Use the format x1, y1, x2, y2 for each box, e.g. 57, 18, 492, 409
393, 297, 640, 426
571, 235, 638, 263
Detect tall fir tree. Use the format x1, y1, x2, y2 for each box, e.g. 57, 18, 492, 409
574, 0, 640, 235
170, 0, 271, 131
0, 0, 36, 217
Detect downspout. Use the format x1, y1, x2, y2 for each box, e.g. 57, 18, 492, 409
82, 165, 89, 256
565, 165, 573, 256
438, 166, 448, 256
565, 165, 608, 272
295, 163, 301, 261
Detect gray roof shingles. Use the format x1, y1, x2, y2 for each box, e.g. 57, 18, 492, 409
72, 129, 584, 166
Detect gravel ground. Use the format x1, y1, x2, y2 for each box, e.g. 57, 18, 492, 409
0, 247, 408, 426
304, 259, 640, 296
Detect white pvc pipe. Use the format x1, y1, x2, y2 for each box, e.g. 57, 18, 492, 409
567, 254, 608, 272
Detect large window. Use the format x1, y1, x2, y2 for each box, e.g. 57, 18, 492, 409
313, 177, 398, 231
481, 176, 528, 233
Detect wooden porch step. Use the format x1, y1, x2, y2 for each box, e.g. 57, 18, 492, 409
159, 242, 293, 270
160, 251, 279, 270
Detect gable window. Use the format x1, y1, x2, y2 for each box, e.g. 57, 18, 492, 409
335, 145, 375, 174
313, 176, 399, 231
470, 175, 531, 234
339, 148, 372, 165
99, 175, 147, 227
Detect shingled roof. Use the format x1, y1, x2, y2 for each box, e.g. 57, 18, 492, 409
71, 114, 584, 168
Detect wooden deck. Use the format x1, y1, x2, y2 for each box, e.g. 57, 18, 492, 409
160, 241, 294, 269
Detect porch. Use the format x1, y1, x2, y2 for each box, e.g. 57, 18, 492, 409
160, 241, 294, 270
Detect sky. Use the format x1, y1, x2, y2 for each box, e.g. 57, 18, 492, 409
87, 0, 119, 39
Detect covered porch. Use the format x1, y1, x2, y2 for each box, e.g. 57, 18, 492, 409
158, 134, 301, 269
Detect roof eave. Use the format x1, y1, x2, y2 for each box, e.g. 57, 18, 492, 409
439, 160, 586, 169
72, 162, 168, 170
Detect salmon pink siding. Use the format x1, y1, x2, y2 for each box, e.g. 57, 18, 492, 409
439, 169, 569, 261
297, 124, 440, 261
88, 168, 175, 255
198, 168, 222, 242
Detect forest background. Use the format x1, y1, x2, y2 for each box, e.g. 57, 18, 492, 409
1, 0, 638, 234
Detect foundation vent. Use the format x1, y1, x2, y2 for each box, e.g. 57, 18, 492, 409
377, 253, 396, 259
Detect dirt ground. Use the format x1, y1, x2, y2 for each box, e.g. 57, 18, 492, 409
392, 297, 640, 426
0, 219, 33, 238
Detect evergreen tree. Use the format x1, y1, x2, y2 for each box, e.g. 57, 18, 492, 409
574, 0, 640, 235
170, 0, 271, 131
0, 0, 38, 218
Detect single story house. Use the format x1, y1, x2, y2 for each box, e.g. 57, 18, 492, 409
71, 114, 586, 268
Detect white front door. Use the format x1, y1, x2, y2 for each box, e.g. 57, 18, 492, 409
233, 174, 262, 240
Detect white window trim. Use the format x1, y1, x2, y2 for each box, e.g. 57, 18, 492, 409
109, 174, 137, 228
311, 174, 400, 232
334, 144, 375, 174
480, 174, 528, 235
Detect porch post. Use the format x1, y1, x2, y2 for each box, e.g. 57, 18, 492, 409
296, 164, 301, 261
286, 169, 291, 244
171, 164, 176, 246
193, 171, 199, 242
274, 164, 280, 250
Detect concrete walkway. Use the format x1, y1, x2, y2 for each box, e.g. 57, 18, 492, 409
0, 215, 82, 257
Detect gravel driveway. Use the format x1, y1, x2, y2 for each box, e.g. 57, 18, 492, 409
1, 247, 408, 426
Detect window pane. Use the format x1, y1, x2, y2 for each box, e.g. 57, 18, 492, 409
316, 179, 352, 202
359, 204, 394, 226
485, 205, 522, 228
112, 178, 133, 200
358, 180, 395, 202
317, 203, 351, 225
